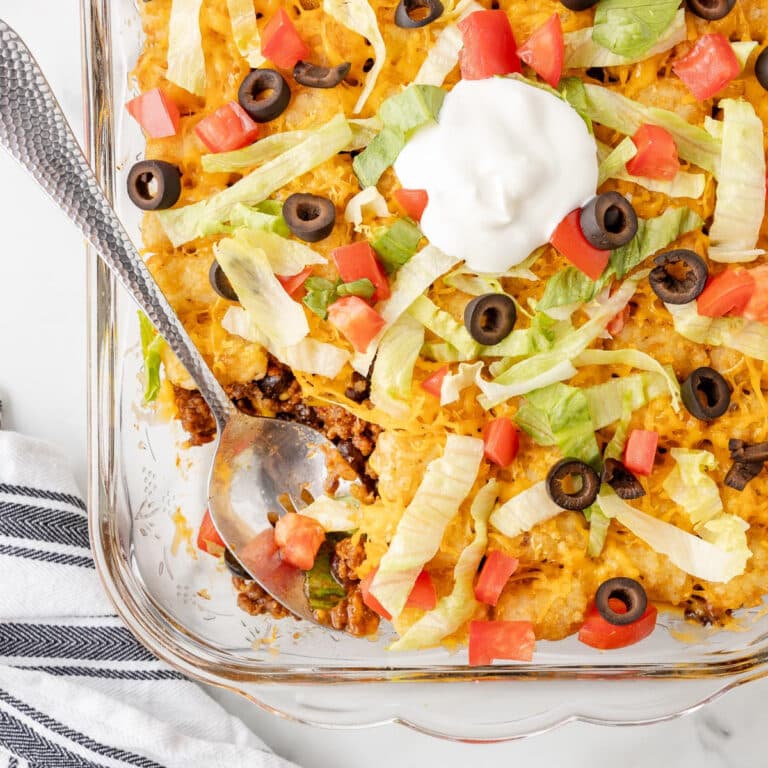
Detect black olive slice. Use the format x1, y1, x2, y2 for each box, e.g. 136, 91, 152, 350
127, 160, 181, 211
283, 193, 336, 242
464, 294, 517, 346
649, 249, 708, 305
595, 577, 647, 626
559, 0, 598, 8
601, 458, 646, 500
546, 458, 600, 511
395, 0, 444, 28
238, 68, 291, 123
729, 439, 768, 463
686, 0, 735, 21
580, 192, 638, 250
680, 367, 731, 421
294, 60, 351, 89
209, 260, 239, 302
724, 460, 764, 491
756, 48, 768, 92
224, 548, 250, 579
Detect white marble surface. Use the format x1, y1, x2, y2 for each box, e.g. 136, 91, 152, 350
0, 1, 767, 765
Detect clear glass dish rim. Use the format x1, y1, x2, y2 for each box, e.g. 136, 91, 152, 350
79, 0, 768, 699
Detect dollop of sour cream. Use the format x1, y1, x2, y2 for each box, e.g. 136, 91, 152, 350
394, 78, 598, 273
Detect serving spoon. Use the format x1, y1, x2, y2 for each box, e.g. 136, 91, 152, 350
0, 19, 352, 626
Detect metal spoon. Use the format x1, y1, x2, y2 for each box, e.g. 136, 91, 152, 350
0, 19, 352, 625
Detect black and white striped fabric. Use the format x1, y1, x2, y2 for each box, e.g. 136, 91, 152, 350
0, 431, 299, 768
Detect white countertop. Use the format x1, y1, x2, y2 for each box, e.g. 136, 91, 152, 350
1, 2, 766, 765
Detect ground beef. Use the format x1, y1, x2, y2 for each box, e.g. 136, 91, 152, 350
173, 358, 381, 489
326, 587, 380, 636
331, 536, 367, 585
173, 386, 217, 446
233, 576, 292, 619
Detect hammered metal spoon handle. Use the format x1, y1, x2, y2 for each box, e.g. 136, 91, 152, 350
0, 19, 233, 427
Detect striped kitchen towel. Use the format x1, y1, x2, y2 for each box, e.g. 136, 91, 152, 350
0, 428, 299, 768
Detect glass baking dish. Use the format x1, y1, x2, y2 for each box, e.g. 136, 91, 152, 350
81, 0, 768, 740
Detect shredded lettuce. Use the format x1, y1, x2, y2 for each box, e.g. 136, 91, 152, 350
323, 0, 385, 114
514, 383, 600, 466
344, 187, 390, 230
227, 202, 290, 237
610, 207, 703, 278
565, 7, 685, 68
201, 120, 377, 174
478, 277, 639, 408
414, 24, 464, 86
573, 348, 681, 412
370, 315, 424, 417
299, 495, 359, 532
370, 435, 484, 618
538, 268, 607, 312
585, 504, 611, 557
240, 228, 325, 275
440, 362, 482, 406
592, 0, 681, 60
598, 137, 637, 186
603, 395, 633, 461
159, 114, 352, 246
222, 306, 350, 377
598, 490, 750, 583
389, 481, 498, 651
413, 1, 482, 86
352, 245, 461, 374
215, 230, 309, 349
490, 481, 564, 538
663, 449, 722, 528
665, 301, 768, 361
353, 85, 446, 187
443, 268, 505, 296
167, 0, 206, 97
138, 311, 165, 403
706, 99, 766, 263
408, 295, 480, 359
596, 140, 706, 199
583, 371, 670, 430
227, 0, 265, 68
732, 41, 759, 71
583, 84, 721, 175
558, 77, 594, 134
306, 543, 347, 610
373, 218, 423, 272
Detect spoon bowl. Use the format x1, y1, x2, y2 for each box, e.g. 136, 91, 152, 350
0, 19, 347, 627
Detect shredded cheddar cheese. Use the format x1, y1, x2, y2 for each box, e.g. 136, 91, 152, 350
134, 0, 768, 644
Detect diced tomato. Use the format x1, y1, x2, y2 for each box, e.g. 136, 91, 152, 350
578, 600, 658, 650
458, 10, 521, 81
550, 208, 610, 281
195, 101, 260, 153
474, 551, 519, 607
359, 569, 392, 620
197, 508, 226, 557
421, 366, 449, 398
482, 417, 520, 468
332, 242, 390, 302
697, 269, 756, 318
328, 296, 386, 353
262, 8, 310, 69
517, 14, 564, 89
623, 429, 659, 477
405, 570, 437, 611
125, 88, 180, 139
673, 34, 740, 102
273, 513, 326, 571
606, 304, 630, 336
277, 267, 313, 298
468, 620, 535, 666
393, 189, 429, 221
743, 265, 768, 324
625, 124, 680, 181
